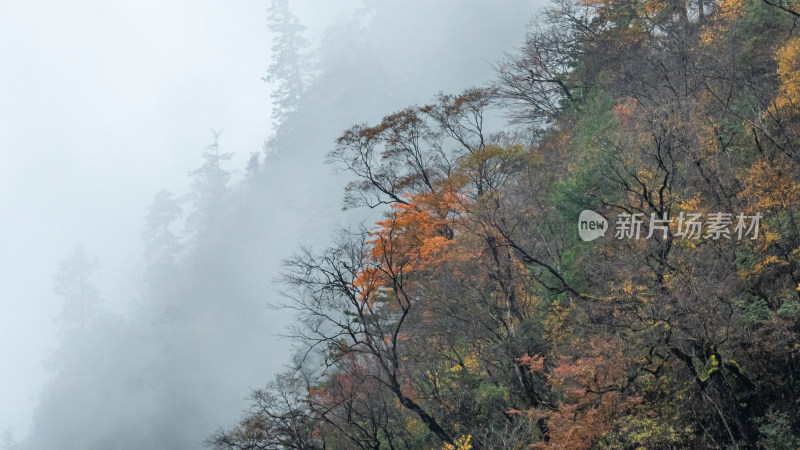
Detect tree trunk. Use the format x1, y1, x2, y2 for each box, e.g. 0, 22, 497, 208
395, 389, 453, 445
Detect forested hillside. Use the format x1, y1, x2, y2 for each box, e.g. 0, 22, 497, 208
211, 0, 800, 448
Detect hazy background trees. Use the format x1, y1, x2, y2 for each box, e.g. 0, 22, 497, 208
9, 1, 540, 448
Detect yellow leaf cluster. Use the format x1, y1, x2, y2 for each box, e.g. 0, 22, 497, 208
775, 37, 800, 112
699, 0, 747, 45
442, 435, 472, 450
741, 156, 800, 211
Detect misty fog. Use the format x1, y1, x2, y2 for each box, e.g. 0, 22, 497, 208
1, 1, 540, 448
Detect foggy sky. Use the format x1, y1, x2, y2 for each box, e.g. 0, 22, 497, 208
0, 0, 358, 438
